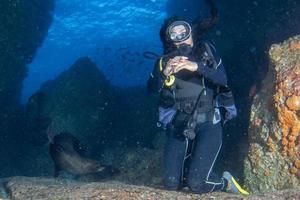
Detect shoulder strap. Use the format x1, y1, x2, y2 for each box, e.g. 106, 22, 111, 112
204, 42, 218, 69
159, 57, 163, 72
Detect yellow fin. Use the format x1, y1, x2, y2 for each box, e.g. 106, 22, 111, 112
231, 177, 250, 195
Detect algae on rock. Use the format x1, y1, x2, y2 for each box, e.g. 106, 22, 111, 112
244, 35, 300, 193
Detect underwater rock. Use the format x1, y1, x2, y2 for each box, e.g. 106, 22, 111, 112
0, 0, 54, 177
26, 57, 113, 149
0, 0, 54, 108
244, 35, 300, 192
3, 176, 300, 200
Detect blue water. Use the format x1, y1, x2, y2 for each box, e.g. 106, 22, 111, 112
22, 0, 168, 103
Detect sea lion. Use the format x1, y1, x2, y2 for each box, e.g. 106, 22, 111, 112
49, 131, 118, 179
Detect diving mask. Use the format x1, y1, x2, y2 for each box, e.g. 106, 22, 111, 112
167, 21, 192, 43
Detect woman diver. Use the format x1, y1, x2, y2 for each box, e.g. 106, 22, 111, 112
147, 0, 249, 195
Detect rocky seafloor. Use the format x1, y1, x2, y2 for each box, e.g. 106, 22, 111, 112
0, 177, 299, 200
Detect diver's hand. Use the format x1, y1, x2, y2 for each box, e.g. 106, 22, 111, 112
163, 56, 189, 76
163, 62, 174, 77
172, 59, 198, 74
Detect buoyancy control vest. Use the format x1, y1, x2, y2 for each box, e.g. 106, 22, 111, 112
158, 42, 215, 115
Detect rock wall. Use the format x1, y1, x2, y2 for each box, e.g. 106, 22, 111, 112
0, 0, 54, 107
0, 0, 54, 177
244, 35, 300, 192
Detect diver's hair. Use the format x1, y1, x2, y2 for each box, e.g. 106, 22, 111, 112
160, 0, 219, 54
193, 0, 219, 38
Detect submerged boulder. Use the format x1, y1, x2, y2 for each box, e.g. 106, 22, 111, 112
26, 57, 113, 148
244, 35, 300, 192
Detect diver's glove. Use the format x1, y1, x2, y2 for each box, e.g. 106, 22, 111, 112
223, 104, 237, 125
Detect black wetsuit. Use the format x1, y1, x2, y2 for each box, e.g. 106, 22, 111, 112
147, 42, 228, 193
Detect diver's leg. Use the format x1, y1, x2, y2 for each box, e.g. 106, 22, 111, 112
187, 121, 225, 193
164, 134, 188, 190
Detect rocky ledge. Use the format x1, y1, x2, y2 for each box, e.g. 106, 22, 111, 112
0, 177, 299, 200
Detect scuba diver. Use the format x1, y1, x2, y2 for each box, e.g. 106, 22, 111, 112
147, 3, 249, 195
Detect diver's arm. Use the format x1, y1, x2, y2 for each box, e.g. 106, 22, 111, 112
196, 44, 227, 86
170, 55, 227, 86
147, 60, 164, 94
197, 59, 227, 86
